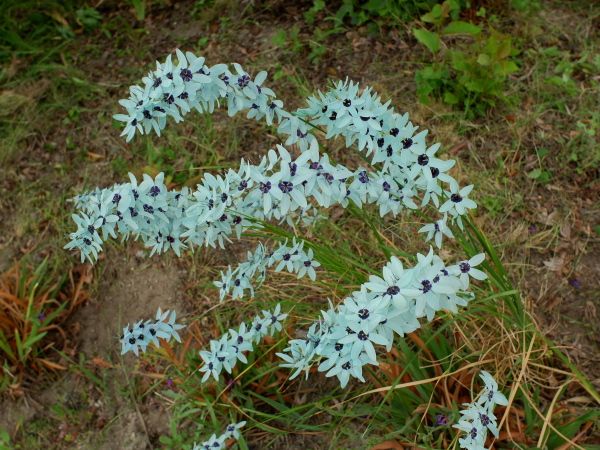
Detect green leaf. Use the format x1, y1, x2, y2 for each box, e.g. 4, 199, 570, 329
304, 0, 325, 25
442, 21, 481, 35
477, 53, 491, 66
527, 168, 542, 179
412, 29, 440, 53
443, 91, 459, 104
272, 29, 287, 48
421, 4, 442, 24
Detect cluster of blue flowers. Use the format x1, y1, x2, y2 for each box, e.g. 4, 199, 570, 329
454, 371, 508, 450
277, 249, 486, 388
192, 421, 245, 450
64, 50, 497, 447
214, 239, 320, 300
199, 304, 287, 383
66, 50, 477, 263
120, 308, 185, 356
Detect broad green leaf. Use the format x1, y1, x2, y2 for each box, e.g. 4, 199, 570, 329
421, 4, 443, 24
477, 53, 491, 66
443, 91, 459, 105
443, 21, 482, 35
412, 29, 441, 53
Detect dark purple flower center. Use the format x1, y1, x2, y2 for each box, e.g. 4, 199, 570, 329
358, 331, 368, 341
459, 262, 471, 273
149, 185, 160, 197
259, 181, 272, 193
401, 138, 412, 149
418, 154, 429, 166
278, 181, 293, 193
358, 309, 370, 320
421, 280, 432, 293
179, 68, 193, 81
390, 127, 399, 137
451, 193, 462, 203
237, 74, 250, 87
358, 171, 369, 183
479, 413, 491, 426
386, 285, 400, 296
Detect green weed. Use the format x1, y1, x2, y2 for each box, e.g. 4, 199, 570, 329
413, 3, 520, 117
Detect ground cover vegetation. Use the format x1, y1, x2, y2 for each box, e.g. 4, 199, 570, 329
0, 0, 598, 449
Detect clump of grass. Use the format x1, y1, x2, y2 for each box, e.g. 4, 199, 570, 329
0, 258, 92, 396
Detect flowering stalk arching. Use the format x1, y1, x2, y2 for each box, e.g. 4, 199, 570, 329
120, 308, 185, 356
198, 304, 287, 383
214, 239, 321, 301
113, 49, 317, 152
277, 249, 487, 388
192, 421, 246, 450
66, 51, 479, 264
454, 371, 508, 450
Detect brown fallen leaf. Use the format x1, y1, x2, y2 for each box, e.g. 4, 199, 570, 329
87, 151, 104, 161
90, 357, 114, 369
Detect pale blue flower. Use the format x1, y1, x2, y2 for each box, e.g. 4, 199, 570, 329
198, 305, 286, 383
120, 308, 185, 356
192, 422, 245, 450
418, 215, 454, 249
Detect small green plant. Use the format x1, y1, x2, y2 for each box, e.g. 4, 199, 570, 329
129, 0, 146, 21
0, 259, 91, 394
413, 2, 519, 117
